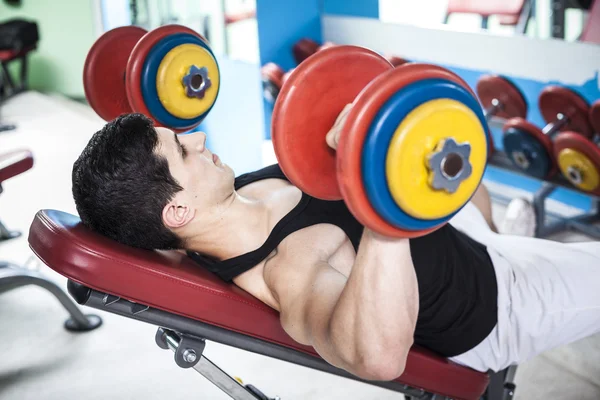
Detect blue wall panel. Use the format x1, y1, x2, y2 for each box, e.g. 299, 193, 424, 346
256, 0, 323, 139
195, 58, 265, 175
323, 0, 380, 18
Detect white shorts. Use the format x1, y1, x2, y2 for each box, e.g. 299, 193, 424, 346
447, 201, 600, 373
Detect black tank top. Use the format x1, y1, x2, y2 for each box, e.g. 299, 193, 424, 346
188, 164, 498, 357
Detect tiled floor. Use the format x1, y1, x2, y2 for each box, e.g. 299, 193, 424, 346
1, 92, 599, 399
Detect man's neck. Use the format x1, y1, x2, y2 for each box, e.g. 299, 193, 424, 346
184, 192, 271, 261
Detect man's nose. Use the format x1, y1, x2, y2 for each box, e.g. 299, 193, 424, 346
181, 131, 207, 152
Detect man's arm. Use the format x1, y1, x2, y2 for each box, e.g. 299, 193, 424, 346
272, 228, 419, 381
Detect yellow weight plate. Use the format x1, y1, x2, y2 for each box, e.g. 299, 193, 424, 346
386, 99, 487, 220
156, 43, 220, 119
557, 148, 600, 191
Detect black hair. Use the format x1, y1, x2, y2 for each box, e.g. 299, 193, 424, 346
72, 113, 184, 250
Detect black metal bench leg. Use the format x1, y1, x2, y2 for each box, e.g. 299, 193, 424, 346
0, 262, 102, 332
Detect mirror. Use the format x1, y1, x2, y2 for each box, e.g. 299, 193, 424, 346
324, 0, 596, 43
99, 0, 259, 63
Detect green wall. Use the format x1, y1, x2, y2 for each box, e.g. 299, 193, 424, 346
0, 0, 98, 98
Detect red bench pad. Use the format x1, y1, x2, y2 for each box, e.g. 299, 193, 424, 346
447, 0, 525, 16
0, 149, 34, 184
28, 209, 489, 400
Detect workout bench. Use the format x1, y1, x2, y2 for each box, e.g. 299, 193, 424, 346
0, 149, 101, 332
27, 207, 518, 399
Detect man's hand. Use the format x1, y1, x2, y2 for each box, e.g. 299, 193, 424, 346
325, 103, 352, 150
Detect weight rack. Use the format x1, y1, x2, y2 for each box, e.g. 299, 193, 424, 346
487, 149, 600, 239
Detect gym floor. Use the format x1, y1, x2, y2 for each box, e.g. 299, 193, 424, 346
0, 92, 599, 400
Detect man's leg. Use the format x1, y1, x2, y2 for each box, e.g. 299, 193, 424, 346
449, 229, 600, 373
470, 183, 498, 233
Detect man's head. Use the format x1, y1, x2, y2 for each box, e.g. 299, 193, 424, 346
72, 113, 235, 250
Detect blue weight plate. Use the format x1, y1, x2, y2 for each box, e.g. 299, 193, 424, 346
502, 127, 552, 179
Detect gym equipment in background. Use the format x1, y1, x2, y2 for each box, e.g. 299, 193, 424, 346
0, 18, 39, 132
272, 46, 490, 238
0, 149, 102, 332
501, 85, 592, 180
476, 75, 528, 123
551, 99, 600, 196
83, 24, 220, 133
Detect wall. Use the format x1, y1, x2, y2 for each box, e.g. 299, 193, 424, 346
0, 0, 99, 98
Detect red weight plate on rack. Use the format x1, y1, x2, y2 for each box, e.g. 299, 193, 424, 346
292, 38, 320, 64
337, 63, 479, 238
539, 85, 592, 137
554, 131, 600, 196
261, 63, 284, 88
476, 75, 527, 119
83, 26, 147, 121
272, 46, 393, 200
590, 100, 600, 134
126, 24, 206, 132
261, 62, 284, 102
503, 118, 557, 177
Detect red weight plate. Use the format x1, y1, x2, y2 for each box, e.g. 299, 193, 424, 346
503, 117, 558, 177
337, 63, 480, 238
385, 55, 410, 68
553, 131, 600, 196
83, 26, 147, 121
476, 75, 527, 119
539, 86, 592, 137
261, 62, 284, 89
126, 24, 206, 133
272, 46, 393, 200
590, 100, 600, 134
292, 38, 320, 64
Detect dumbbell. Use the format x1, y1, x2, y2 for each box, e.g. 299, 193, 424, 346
261, 63, 285, 103
260, 63, 297, 104
272, 46, 490, 238
83, 25, 220, 133
292, 38, 320, 64
293, 39, 339, 64
263, 42, 338, 103
476, 75, 527, 122
551, 100, 600, 195
501, 86, 592, 180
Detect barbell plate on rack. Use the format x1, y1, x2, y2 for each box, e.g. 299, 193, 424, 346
538, 85, 592, 137
502, 118, 556, 179
554, 132, 600, 193
476, 75, 527, 120
590, 100, 600, 134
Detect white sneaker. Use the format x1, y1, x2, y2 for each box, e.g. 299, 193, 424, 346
499, 198, 537, 237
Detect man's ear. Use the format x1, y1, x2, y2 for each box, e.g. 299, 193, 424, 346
162, 196, 196, 230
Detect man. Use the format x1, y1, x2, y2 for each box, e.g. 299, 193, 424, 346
72, 112, 600, 381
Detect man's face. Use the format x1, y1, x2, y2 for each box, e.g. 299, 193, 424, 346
155, 127, 235, 217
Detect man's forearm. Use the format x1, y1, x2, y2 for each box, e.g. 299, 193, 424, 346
328, 228, 419, 376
